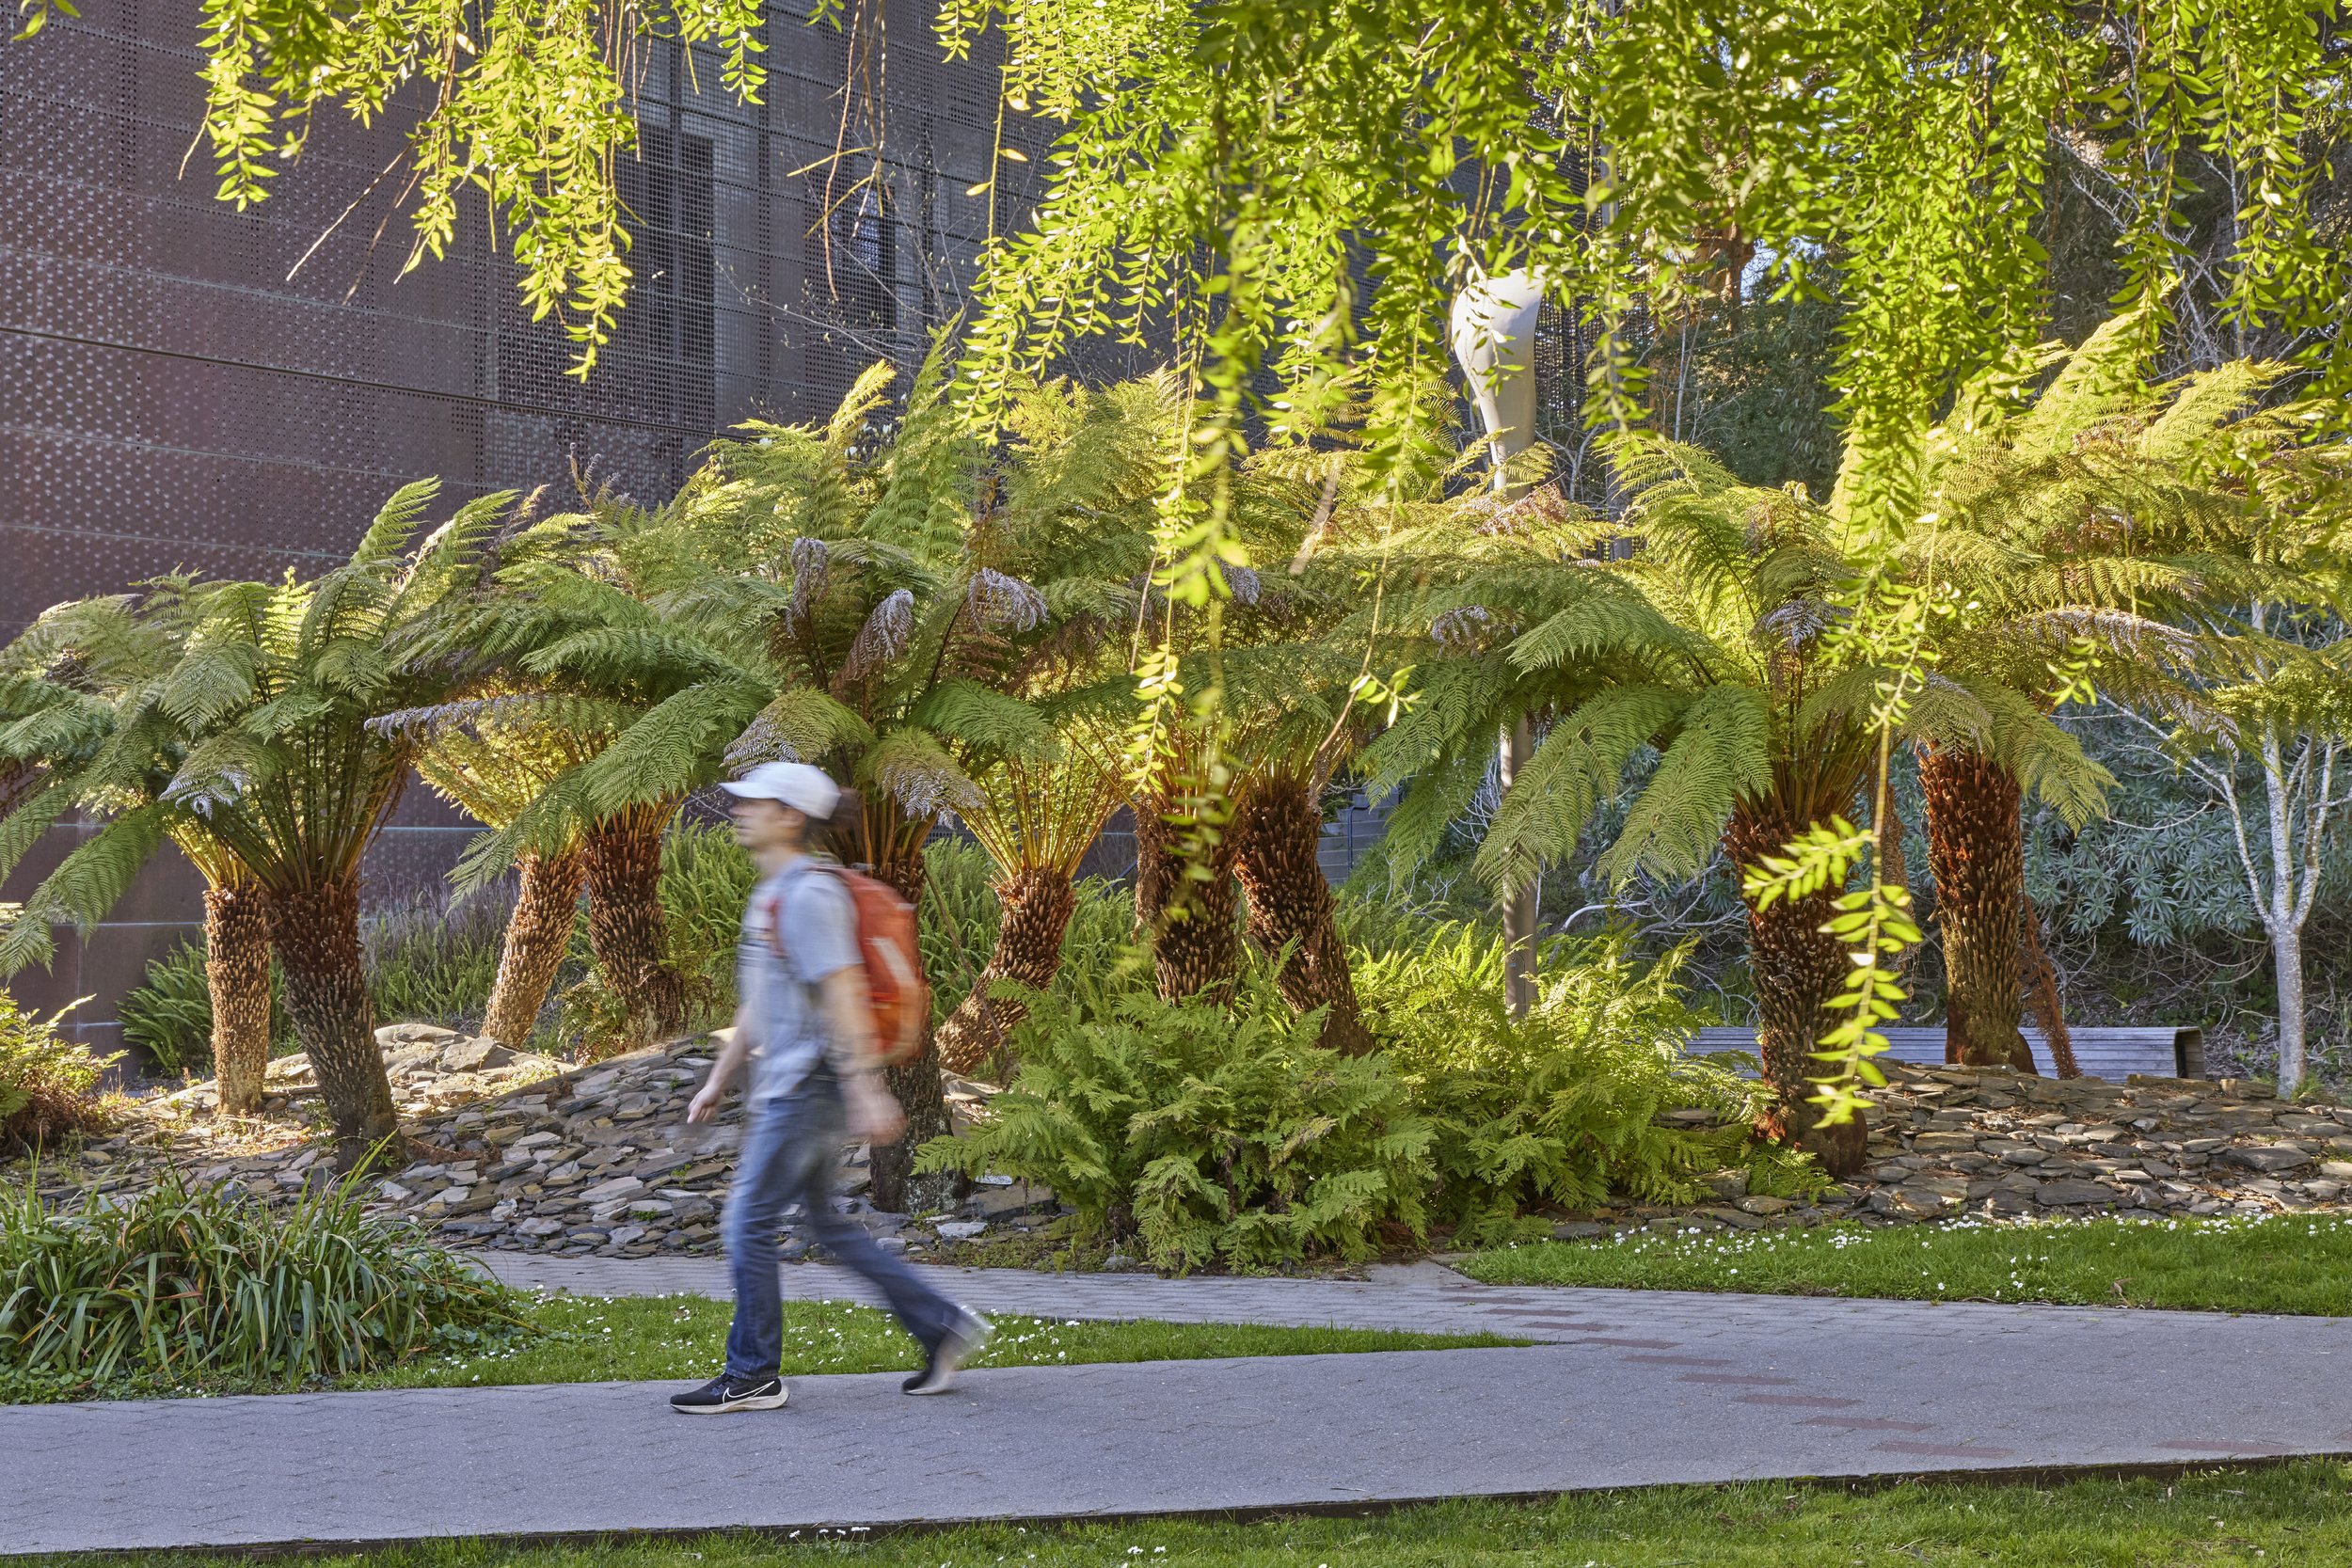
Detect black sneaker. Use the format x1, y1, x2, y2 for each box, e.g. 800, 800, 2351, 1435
669, 1373, 789, 1414
904, 1309, 993, 1396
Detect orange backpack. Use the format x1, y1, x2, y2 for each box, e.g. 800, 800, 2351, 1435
769, 864, 930, 1068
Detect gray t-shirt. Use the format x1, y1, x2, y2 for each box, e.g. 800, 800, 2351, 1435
739, 857, 862, 1102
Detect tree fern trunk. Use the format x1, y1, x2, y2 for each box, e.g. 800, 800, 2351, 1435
1232, 773, 1371, 1054
936, 866, 1073, 1076
269, 876, 398, 1170
482, 847, 586, 1048
864, 819, 957, 1216
1920, 745, 2037, 1073
2020, 894, 2080, 1078
581, 812, 687, 1051
1726, 803, 1868, 1178
1134, 788, 1241, 1004
203, 878, 272, 1117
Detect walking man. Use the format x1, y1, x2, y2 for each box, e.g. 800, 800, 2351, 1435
671, 760, 990, 1414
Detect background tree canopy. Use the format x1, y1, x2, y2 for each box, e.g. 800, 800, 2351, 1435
19, 0, 2334, 474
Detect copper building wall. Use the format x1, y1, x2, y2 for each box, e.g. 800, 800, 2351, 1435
0, 0, 1037, 1057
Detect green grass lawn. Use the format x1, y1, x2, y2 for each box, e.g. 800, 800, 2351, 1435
1461, 1211, 2352, 1314
0, 1294, 1517, 1403
44, 1462, 2352, 1567
349, 1293, 1519, 1393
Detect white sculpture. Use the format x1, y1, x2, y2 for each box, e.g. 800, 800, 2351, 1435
1447, 267, 1547, 492
1448, 266, 1549, 1015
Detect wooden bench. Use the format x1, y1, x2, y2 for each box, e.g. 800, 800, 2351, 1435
1689, 1024, 2206, 1082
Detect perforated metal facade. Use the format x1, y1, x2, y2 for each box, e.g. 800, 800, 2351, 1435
1, 0, 1038, 1053
4, 0, 1039, 620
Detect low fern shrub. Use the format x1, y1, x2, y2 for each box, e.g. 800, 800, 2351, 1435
0, 988, 114, 1155
1363, 926, 1822, 1245
0, 1174, 527, 1401
919, 963, 1433, 1273
920, 920, 1826, 1269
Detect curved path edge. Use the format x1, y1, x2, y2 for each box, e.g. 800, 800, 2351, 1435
7, 1257, 2351, 1557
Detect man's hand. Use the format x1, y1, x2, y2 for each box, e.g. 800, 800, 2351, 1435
845, 1073, 908, 1146
691, 1021, 749, 1124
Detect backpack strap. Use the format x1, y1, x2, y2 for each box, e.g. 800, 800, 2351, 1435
762, 859, 836, 977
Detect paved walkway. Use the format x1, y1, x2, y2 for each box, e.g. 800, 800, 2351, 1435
8, 1257, 2352, 1555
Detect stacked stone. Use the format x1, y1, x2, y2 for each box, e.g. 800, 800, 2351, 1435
30, 1028, 1055, 1260
1853, 1059, 2350, 1222
31, 1027, 2352, 1262
1554, 1057, 2352, 1238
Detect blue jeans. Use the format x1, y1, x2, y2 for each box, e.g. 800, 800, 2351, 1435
722, 1072, 962, 1381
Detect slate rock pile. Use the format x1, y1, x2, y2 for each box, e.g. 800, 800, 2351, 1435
32, 1028, 1050, 1260
29, 1024, 2352, 1263
162, 1022, 564, 1122
1560, 1055, 2352, 1238
356, 1041, 1042, 1259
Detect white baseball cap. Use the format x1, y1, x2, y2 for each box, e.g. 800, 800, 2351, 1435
720, 761, 841, 818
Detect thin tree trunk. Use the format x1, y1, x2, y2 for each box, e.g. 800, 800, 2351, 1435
1726, 803, 1868, 1178
864, 814, 957, 1216
2019, 895, 2080, 1078
581, 811, 687, 1051
269, 876, 398, 1170
203, 878, 273, 1116
1232, 772, 1372, 1054
2274, 924, 2307, 1097
1134, 786, 1241, 1004
2260, 725, 2312, 1098
482, 847, 586, 1048
1919, 745, 2037, 1073
1876, 792, 1919, 981
936, 866, 1074, 1076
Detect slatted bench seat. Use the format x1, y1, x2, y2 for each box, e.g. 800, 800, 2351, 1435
1688, 1024, 2205, 1082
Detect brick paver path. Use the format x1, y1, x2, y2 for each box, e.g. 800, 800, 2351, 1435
7, 1256, 2351, 1555
469, 1249, 2031, 1344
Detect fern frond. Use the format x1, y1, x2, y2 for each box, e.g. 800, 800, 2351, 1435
0, 777, 77, 884
349, 479, 443, 565
913, 678, 1056, 759
1474, 686, 1688, 892
2010, 308, 2159, 460
0, 804, 170, 975
156, 642, 258, 729
864, 726, 982, 819
724, 687, 875, 769
1507, 584, 1717, 676
574, 681, 765, 816
1591, 683, 1767, 883
1978, 687, 2113, 828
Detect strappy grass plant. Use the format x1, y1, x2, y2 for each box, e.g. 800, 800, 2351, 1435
0, 1171, 525, 1402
